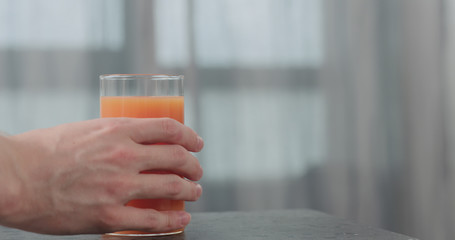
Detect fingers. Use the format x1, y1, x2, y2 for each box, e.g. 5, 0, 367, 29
128, 174, 203, 202
99, 207, 191, 234
93, 117, 203, 234
97, 118, 203, 180
127, 118, 204, 152
132, 144, 203, 181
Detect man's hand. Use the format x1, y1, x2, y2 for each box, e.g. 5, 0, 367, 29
0, 118, 203, 235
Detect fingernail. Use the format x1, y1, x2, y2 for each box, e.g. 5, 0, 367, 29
199, 165, 204, 179
196, 184, 203, 198
179, 212, 191, 227
197, 136, 204, 149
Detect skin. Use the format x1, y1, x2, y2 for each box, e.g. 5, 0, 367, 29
0, 117, 204, 235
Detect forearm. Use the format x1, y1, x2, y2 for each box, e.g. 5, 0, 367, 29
0, 135, 23, 227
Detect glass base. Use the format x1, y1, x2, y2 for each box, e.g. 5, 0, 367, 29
105, 230, 183, 237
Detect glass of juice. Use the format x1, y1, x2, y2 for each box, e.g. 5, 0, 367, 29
100, 74, 184, 236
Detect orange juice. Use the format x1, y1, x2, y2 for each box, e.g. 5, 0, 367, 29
101, 96, 184, 122
100, 96, 184, 234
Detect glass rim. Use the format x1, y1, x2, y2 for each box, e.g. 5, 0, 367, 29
100, 74, 183, 81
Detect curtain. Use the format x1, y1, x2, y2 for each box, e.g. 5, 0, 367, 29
323, 1, 453, 239
0, 0, 454, 239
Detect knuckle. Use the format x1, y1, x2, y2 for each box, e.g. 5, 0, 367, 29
161, 118, 183, 141
104, 118, 128, 134
103, 175, 133, 200
164, 176, 184, 197
171, 145, 187, 166
144, 210, 162, 230
110, 145, 135, 162
167, 215, 176, 230
104, 180, 125, 199
97, 207, 119, 231
163, 214, 173, 230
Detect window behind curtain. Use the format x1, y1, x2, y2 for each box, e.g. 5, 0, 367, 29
0, 0, 123, 50
0, 0, 325, 205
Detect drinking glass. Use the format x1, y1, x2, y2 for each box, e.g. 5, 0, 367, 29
100, 74, 184, 236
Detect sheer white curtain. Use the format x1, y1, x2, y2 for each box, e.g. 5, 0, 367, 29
322, 0, 454, 239
1, 0, 454, 239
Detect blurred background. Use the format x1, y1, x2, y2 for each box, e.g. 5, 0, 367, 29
0, 0, 454, 239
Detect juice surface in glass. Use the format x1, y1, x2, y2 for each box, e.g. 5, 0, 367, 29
100, 95, 184, 235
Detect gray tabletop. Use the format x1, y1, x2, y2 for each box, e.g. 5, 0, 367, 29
1, 209, 417, 240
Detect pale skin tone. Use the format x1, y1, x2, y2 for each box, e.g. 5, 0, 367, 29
0, 117, 204, 235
